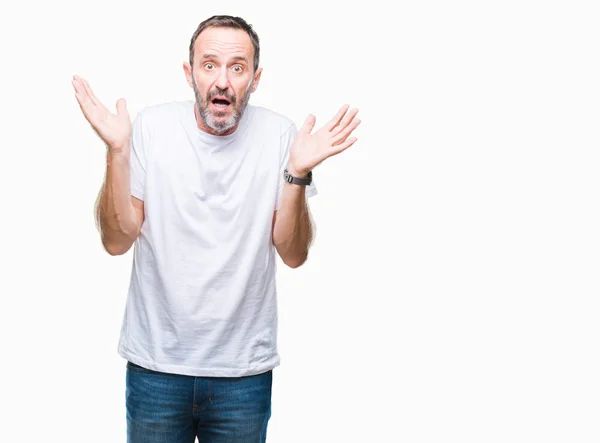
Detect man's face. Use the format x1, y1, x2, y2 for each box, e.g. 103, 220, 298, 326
185, 27, 262, 135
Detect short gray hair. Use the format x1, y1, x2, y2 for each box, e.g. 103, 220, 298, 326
189, 15, 260, 72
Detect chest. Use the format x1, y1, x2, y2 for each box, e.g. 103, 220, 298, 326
145, 130, 281, 224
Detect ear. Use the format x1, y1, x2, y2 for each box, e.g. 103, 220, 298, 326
183, 62, 193, 88
251, 67, 263, 93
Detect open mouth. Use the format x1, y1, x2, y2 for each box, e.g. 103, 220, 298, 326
211, 97, 232, 110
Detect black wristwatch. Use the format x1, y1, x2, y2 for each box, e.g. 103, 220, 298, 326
284, 168, 312, 186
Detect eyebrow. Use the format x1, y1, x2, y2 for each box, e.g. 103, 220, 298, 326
201, 54, 249, 64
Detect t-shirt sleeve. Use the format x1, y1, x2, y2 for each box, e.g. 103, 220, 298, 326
129, 113, 147, 201
275, 123, 318, 211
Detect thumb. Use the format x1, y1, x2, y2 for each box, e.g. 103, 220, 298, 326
300, 114, 316, 135
116, 98, 129, 117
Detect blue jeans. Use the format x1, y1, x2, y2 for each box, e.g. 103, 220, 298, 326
125, 361, 273, 443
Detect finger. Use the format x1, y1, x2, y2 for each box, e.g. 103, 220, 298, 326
332, 118, 361, 146
72, 76, 87, 95
116, 98, 129, 118
80, 77, 99, 106
74, 90, 94, 120
74, 91, 87, 108
72, 77, 95, 107
72, 76, 98, 114
325, 104, 350, 132
300, 114, 317, 135
73, 81, 106, 126
327, 136, 358, 157
79, 77, 111, 118
331, 108, 359, 137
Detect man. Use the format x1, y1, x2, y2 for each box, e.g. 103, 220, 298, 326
73, 15, 360, 443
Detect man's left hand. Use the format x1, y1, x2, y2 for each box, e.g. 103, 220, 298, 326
287, 104, 361, 177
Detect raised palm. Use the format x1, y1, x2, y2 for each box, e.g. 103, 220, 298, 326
72, 75, 131, 152
289, 104, 361, 176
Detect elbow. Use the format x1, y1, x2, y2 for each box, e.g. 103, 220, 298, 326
283, 254, 308, 269
102, 233, 137, 256
101, 222, 140, 256
104, 241, 132, 256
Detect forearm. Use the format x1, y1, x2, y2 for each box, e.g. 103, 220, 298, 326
272, 180, 314, 268
96, 147, 139, 254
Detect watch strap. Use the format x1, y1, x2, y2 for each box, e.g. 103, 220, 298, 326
284, 169, 312, 186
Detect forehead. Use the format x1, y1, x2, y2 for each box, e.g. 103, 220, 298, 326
194, 27, 253, 61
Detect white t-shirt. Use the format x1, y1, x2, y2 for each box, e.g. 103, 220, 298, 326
117, 100, 317, 377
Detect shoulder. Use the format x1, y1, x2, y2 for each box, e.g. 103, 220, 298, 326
131, 101, 192, 141
136, 100, 190, 123
129, 101, 190, 148
247, 105, 296, 137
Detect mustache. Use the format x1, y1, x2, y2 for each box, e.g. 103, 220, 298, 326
207, 89, 236, 104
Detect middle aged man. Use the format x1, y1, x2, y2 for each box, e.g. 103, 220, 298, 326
73, 14, 360, 443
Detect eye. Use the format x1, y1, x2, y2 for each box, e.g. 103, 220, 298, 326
232, 65, 244, 73
204, 63, 215, 70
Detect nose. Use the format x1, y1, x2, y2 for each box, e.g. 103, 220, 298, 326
215, 66, 229, 90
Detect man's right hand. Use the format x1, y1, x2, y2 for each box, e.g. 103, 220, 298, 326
72, 75, 132, 154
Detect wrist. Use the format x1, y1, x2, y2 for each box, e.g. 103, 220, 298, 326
107, 137, 131, 155
286, 164, 310, 178
107, 149, 130, 166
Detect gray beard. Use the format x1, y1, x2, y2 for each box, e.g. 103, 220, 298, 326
193, 77, 253, 134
